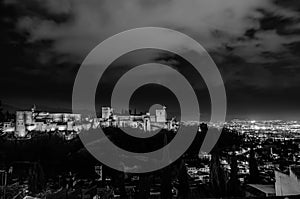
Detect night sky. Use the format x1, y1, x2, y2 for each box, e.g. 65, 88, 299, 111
1, 0, 300, 120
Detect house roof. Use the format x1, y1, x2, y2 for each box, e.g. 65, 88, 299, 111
247, 184, 275, 194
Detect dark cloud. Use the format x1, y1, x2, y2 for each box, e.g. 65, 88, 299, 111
1, 0, 300, 119
285, 41, 300, 56
274, 0, 300, 12
257, 9, 300, 36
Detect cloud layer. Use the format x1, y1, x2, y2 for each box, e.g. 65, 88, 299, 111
2, 0, 300, 119
7, 0, 298, 59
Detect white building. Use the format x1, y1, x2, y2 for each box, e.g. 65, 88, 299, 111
275, 167, 300, 196
15, 111, 27, 137
155, 106, 167, 123
102, 107, 113, 120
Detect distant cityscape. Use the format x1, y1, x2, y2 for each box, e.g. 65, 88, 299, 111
1, 106, 300, 198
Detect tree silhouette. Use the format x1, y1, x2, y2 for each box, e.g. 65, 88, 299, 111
249, 147, 260, 183
0, 100, 4, 122
161, 166, 173, 199
209, 150, 226, 197
177, 158, 189, 199
227, 150, 241, 196
136, 174, 151, 199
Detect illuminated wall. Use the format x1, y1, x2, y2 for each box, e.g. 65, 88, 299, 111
275, 169, 300, 196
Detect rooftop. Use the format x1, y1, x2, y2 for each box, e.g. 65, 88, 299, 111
247, 184, 275, 195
